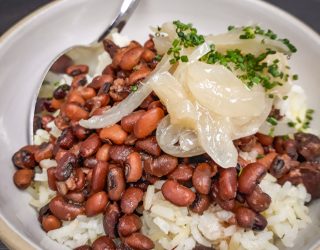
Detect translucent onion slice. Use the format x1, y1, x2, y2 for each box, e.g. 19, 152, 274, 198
205, 29, 291, 56
231, 98, 273, 139
262, 53, 292, 97
156, 116, 205, 157
259, 119, 296, 136
80, 55, 171, 129
187, 62, 266, 117
196, 105, 238, 168
152, 22, 177, 54
150, 72, 196, 129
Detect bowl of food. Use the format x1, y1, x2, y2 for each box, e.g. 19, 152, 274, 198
0, 0, 320, 249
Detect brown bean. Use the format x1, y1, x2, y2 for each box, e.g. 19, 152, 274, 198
50, 54, 73, 74
238, 163, 267, 194
256, 152, 277, 170
124, 133, 138, 145
128, 65, 152, 85
91, 161, 109, 193
92, 236, 116, 250
107, 167, 125, 201
89, 75, 113, 90
47, 167, 57, 190
141, 49, 155, 62
235, 207, 267, 231
66, 64, 89, 76
80, 133, 101, 157
49, 196, 85, 221
274, 137, 298, 160
102, 64, 115, 77
124, 233, 154, 250
161, 180, 195, 206
55, 152, 77, 181
235, 135, 256, 152
86, 94, 110, 111
256, 133, 274, 146
13, 169, 34, 189
245, 186, 271, 212
270, 154, 294, 178
147, 100, 164, 110
57, 127, 75, 150
50, 98, 64, 110
136, 136, 161, 156
210, 182, 235, 211
85, 191, 108, 217
12, 147, 36, 169
168, 164, 194, 182
96, 144, 111, 162
41, 215, 62, 232
34, 143, 54, 162
103, 202, 120, 238
64, 103, 89, 121
121, 187, 144, 214
121, 110, 146, 133
109, 145, 134, 163
144, 154, 178, 177
218, 167, 237, 201
71, 74, 87, 88
294, 132, 320, 161
38, 203, 50, 223
74, 245, 92, 250
125, 152, 143, 182
192, 163, 214, 195
54, 115, 69, 131
72, 124, 91, 140
79, 87, 96, 101
64, 191, 85, 203
67, 91, 86, 106
118, 214, 142, 237
73, 168, 85, 191
144, 39, 154, 50
103, 39, 120, 58
189, 193, 210, 214
99, 124, 128, 145
139, 95, 155, 109
119, 47, 144, 71
134, 108, 164, 139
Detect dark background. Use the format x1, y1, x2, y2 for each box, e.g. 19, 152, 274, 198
0, 0, 319, 249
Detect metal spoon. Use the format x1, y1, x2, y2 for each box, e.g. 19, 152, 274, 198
30, 0, 140, 141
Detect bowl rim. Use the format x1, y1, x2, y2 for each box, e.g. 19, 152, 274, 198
0, 0, 320, 249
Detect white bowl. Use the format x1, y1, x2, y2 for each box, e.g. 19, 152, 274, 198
0, 0, 319, 249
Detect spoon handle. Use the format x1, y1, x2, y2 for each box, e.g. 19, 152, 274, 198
97, 0, 140, 42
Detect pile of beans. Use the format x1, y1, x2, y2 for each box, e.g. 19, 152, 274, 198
12, 36, 320, 250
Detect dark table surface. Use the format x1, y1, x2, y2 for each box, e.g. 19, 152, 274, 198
0, 0, 319, 249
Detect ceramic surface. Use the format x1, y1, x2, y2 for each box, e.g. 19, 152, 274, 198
0, 0, 319, 249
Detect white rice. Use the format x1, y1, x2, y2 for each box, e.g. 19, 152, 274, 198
47, 214, 105, 249
141, 174, 311, 250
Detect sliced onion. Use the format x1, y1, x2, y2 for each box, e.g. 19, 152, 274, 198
196, 105, 238, 168
79, 83, 152, 129
150, 72, 196, 129
231, 98, 273, 139
156, 116, 205, 157
205, 28, 291, 56
186, 62, 266, 117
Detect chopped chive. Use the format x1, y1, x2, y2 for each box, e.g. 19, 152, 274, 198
256, 154, 265, 159
131, 85, 138, 92
267, 116, 278, 126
